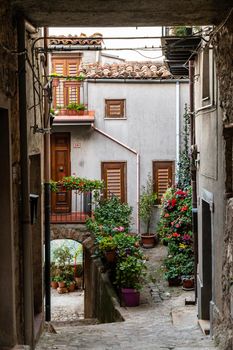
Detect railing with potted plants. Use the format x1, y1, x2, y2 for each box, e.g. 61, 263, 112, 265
86, 195, 147, 307
50, 176, 104, 223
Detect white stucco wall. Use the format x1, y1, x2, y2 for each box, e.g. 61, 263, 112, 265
53, 79, 189, 231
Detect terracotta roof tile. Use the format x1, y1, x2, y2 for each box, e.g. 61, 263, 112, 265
79, 62, 173, 80
49, 33, 103, 46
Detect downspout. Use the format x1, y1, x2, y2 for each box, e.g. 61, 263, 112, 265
91, 124, 140, 234
18, 17, 34, 346
176, 81, 180, 181
43, 27, 51, 322
189, 59, 198, 303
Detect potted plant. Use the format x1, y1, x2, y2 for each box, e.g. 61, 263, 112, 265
98, 236, 117, 263
115, 255, 146, 306
66, 102, 87, 115
139, 174, 157, 248
181, 259, 195, 290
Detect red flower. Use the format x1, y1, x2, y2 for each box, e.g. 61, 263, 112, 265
171, 198, 177, 207
164, 213, 170, 218
172, 232, 180, 237
181, 205, 188, 212
175, 224, 180, 228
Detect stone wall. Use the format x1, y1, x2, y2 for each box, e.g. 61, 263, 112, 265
212, 199, 233, 350
213, 12, 233, 124
212, 14, 233, 349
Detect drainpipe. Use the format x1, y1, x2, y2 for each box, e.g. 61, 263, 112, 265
18, 17, 34, 347
91, 124, 140, 234
189, 59, 198, 303
176, 81, 180, 181
43, 27, 51, 322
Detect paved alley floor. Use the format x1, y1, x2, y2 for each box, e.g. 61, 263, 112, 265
36, 245, 217, 350
51, 289, 84, 322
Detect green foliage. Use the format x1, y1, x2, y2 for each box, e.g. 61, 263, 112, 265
50, 176, 104, 192
94, 196, 132, 232
157, 185, 194, 282
98, 236, 117, 252
66, 102, 86, 111
177, 104, 191, 190
139, 174, 157, 233
115, 255, 146, 290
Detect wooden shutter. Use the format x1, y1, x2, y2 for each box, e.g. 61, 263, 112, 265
101, 162, 126, 202
153, 161, 174, 203
51, 56, 81, 108
105, 99, 125, 118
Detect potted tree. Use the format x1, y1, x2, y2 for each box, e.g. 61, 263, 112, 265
139, 174, 157, 248
115, 255, 146, 307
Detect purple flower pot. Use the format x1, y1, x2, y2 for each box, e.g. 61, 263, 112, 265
121, 288, 140, 307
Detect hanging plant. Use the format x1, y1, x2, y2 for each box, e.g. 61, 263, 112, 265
50, 176, 104, 192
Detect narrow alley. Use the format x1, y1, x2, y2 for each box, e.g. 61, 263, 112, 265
36, 246, 217, 350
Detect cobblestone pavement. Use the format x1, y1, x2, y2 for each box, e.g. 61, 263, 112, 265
51, 289, 84, 322
36, 245, 217, 350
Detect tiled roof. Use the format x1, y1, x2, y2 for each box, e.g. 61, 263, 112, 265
79, 62, 172, 79
49, 33, 103, 46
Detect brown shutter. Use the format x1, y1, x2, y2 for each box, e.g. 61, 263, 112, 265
105, 100, 125, 118
153, 161, 174, 203
101, 162, 126, 202
51, 57, 81, 108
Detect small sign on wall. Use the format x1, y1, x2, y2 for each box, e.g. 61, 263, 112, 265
73, 143, 81, 148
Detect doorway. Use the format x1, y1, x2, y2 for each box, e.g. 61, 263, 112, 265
51, 132, 71, 213
200, 199, 212, 320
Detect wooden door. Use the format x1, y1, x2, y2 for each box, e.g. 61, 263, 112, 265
51, 133, 71, 213
101, 162, 126, 203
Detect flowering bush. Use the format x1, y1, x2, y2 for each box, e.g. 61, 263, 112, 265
157, 185, 194, 282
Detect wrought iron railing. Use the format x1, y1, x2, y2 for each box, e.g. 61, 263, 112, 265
50, 189, 95, 224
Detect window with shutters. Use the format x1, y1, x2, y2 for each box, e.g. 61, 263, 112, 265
153, 161, 174, 204
105, 99, 125, 118
101, 162, 126, 202
51, 56, 81, 109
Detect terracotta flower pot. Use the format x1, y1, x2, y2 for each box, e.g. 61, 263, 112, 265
182, 277, 194, 290
51, 281, 58, 289
58, 281, 66, 288
68, 283, 75, 292
104, 249, 116, 263
141, 233, 157, 248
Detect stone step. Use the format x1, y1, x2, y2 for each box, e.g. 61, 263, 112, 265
49, 318, 100, 330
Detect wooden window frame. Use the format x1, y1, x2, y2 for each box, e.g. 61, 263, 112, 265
51, 55, 81, 109
101, 162, 127, 203
153, 161, 175, 204
105, 99, 125, 119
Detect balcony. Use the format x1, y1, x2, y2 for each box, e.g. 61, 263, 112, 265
51, 77, 95, 125
161, 26, 202, 77
50, 189, 94, 224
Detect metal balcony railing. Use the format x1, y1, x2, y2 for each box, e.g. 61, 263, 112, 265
50, 189, 95, 224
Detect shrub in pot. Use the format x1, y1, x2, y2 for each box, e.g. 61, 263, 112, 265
115, 255, 146, 306
139, 174, 157, 248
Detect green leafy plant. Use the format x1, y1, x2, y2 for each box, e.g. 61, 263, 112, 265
66, 102, 86, 111
98, 236, 117, 252
115, 255, 146, 290
139, 174, 157, 234
177, 104, 191, 189
93, 196, 132, 232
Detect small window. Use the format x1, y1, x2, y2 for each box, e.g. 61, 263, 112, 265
105, 99, 125, 118
153, 161, 174, 204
